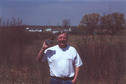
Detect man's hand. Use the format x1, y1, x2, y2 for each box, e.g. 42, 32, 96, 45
41, 41, 49, 50
71, 67, 80, 84
36, 41, 49, 62
72, 79, 76, 84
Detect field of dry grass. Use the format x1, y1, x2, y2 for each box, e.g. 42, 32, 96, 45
0, 29, 126, 84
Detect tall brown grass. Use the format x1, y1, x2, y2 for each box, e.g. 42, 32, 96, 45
0, 28, 125, 84
69, 34, 125, 84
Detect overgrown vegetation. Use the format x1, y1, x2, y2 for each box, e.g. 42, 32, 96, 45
78, 12, 125, 35
0, 27, 125, 84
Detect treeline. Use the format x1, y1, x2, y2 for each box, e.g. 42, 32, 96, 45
77, 12, 125, 35
0, 17, 22, 27
0, 12, 126, 35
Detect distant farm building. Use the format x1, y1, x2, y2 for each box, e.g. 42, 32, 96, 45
25, 26, 73, 34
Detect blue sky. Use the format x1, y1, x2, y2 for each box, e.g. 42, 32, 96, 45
0, 0, 126, 26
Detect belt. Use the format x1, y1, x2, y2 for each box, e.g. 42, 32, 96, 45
51, 76, 74, 80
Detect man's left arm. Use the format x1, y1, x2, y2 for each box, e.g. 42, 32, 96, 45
72, 48, 83, 84
72, 67, 80, 84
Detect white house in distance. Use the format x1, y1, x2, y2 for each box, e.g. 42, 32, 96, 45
26, 27, 43, 32
44, 27, 72, 34
44, 28, 52, 32
25, 26, 73, 34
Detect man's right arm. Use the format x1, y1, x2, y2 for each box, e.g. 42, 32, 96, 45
36, 41, 48, 62
36, 48, 45, 62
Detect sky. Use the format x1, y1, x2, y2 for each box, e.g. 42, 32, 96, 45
0, 0, 126, 26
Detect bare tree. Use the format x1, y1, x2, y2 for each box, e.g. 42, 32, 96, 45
62, 19, 71, 28
80, 13, 100, 35
0, 17, 23, 27
100, 12, 125, 34
17, 17, 23, 25
0, 18, 2, 27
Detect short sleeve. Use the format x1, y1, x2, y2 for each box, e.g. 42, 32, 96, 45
42, 48, 56, 62
41, 49, 48, 62
74, 50, 83, 67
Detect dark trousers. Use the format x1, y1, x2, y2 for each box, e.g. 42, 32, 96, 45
50, 77, 73, 84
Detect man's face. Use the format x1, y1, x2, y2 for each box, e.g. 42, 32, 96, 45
57, 33, 68, 48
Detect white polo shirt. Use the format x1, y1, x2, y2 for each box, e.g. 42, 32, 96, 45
43, 45, 83, 77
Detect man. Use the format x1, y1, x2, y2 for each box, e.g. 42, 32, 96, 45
36, 32, 83, 84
